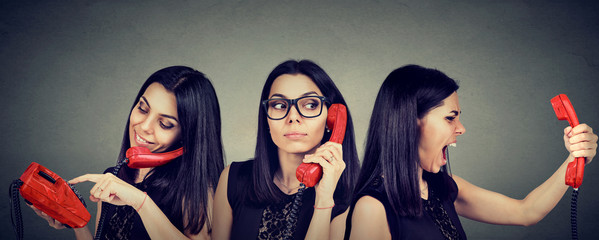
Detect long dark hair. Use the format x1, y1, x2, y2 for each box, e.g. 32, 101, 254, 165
116, 66, 224, 234
249, 59, 360, 205
355, 64, 459, 217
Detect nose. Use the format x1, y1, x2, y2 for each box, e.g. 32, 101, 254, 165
140, 115, 154, 133
455, 119, 466, 135
286, 104, 302, 124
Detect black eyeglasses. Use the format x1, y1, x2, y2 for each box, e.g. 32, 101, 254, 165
262, 96, 328, 120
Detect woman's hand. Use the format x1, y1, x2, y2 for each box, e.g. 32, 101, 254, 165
564, 124, 598, 164
302, 142, 346, 200
69, 173, 146, 210
27, 204, 67, 229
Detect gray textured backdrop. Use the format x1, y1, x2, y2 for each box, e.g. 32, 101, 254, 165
1, 1, 598, 239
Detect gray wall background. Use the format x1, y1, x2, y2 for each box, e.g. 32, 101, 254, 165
1, 0, 598, 239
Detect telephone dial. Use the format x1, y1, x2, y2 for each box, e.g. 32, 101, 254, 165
10, 162, 91, 240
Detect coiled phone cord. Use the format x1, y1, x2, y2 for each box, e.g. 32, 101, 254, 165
94, 158, 128, 240
282, 183, 306, 240
9, 179, 24, 240
571, 189, 579, 240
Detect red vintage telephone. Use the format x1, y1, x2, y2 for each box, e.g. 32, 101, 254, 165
296, 104, 347, 187
125, 146, 184, 168
10, 162, 91, 239
551, 94, 585, 189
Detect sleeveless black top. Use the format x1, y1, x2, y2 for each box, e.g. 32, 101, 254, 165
345, 172, 467, 240
227, 160, 348, 239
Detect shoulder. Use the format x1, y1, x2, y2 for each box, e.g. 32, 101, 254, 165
223, 160, 255, 206
354, 195, 386, 217
348, 196, 391, 240
227, 159, 254, 182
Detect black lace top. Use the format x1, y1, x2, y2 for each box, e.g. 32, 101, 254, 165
257, 194, 295, 239
227, 160, 349, 240
345, 172, 467, 240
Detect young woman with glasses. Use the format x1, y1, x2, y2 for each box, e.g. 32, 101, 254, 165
212, 59, 360, 240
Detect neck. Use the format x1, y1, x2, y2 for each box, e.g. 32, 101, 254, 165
135, 167, 153, 183
276, 150, 304, 183
418, 166, 428, 200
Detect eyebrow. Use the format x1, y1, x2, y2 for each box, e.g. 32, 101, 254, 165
269, 91, 320, 99
141, 96, 179, 122
449, 110, 461, 115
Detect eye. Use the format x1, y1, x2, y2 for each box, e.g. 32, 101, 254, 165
303, 100, 319, 110
445, 116, 456, 122
137, 102, 148, 114
160, 121, 174, 129
269, 100, 288, 110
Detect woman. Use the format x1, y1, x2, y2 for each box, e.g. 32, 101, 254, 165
345, 65, 597, 239
212, 60, 360, 240
29, 66, 224, 239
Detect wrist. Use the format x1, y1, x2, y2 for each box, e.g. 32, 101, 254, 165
135, 192, 148, 212
314, 197, 335, 209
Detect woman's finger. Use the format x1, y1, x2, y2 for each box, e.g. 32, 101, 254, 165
69, 173, 102, 184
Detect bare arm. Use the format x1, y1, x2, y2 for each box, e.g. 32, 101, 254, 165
455, 124, 597, 226
212, 165, 233, 240
348, 196, 391, 240
70, 173, 207, 239
303, 142, 347, 240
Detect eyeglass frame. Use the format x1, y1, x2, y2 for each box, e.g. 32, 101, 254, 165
262, 95, 329, 120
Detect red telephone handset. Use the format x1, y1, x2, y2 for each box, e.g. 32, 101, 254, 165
296, 104, 347, 187
551, 94, 585, 189
13, 162, 91, 228
126, 146, 184, 168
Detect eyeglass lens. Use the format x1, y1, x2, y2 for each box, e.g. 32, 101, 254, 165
266, 96, 324, 119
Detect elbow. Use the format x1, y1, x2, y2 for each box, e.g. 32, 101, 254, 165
520, 219, 540, 227
518, 212, 544, 227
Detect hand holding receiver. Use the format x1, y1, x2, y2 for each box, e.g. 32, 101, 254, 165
296, 104, 347, 188
551, 94, 592, 189
302, 142, 346, 198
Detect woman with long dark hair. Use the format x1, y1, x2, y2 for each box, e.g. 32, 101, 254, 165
345, 65, 597, 239
29, 66, 224, 239
213, 59, 360, 239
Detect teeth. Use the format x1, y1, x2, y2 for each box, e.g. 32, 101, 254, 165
136, 134, 148, 143
449, 143, 457, 147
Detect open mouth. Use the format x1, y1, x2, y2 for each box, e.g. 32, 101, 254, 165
443, 143, 457, 161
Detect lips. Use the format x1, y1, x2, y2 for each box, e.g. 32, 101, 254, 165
134, 132, 154, 146
284, 131, 307, 140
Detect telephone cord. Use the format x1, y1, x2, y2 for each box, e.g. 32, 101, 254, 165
94, 158, 128, 240
9, 179, 24, 240
283, 183, 306, 240
571, 189, 579, 240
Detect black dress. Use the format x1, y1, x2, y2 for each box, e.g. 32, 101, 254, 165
227, 160, 349, 240
345, 172, 467, 240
